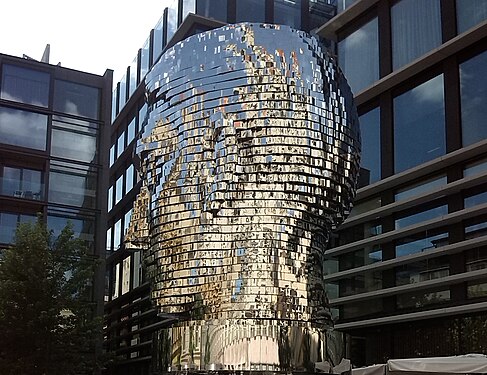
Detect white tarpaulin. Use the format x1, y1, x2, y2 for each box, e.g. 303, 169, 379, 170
352, 364, 387, 375
388, 355, 487, 374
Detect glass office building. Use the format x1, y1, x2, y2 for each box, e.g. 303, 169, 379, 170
105, 1, 337, 373
0, 53, 112, 323
319, 0, 487, 366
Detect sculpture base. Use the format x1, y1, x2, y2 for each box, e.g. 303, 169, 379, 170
152, 320, 344, 374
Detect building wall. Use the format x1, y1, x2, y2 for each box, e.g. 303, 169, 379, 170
0, 53, 112, 318
319, 0, 487, 366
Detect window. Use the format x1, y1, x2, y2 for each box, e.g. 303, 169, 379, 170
339, 271, 382, 297
465, 190, 487, 208
309, 0, 335, 30
153, 18, 165, 64
0, 106, 47, 150
138, 104, 148, 132
0, 166, 43, 200
116, 175, 124, 205
114, 218, 122, 250
338, 17, 379, 94
48, 161, 97, 208
128, 57, 138, 98
459, 49, 487, 146
167, 2, 178, 42
395, 175, 447, 202
109, 145, 115, 167
357, 107, 380, 186
396, 289, 450, 309
395, 204, 447, 229
51, 129, 97, 163
126, 164, 134, 193
349, 196, 381, 218
108, 186, 114, 212
112, 263, 120, 299
1, 64, 49, 107
464, 158, 487, 177
124, 209, 133, 236
0, 212, 36, 244
127, 118, 136, 145
117, 132, 125, 158
337, 0, 358, 13
47, 215, 95, 244
182, 0, 196, 21
394, 75, 445, 173
391, 0, 442, 70
53, 80, 100, 119
338, 246, 382, 271
140, 38, 150, 80
106, 227, 112, 252
111, 88, 118, 122
197, 0, 227, 22
118, 75, 127, 109
133, 251, 142, 288
236, 0, 265, 22
274, 0, 301, 29
456, 0, 487, 34
395, 256, 449, 286
122, 256, 131, 295
395, 231, 448, 257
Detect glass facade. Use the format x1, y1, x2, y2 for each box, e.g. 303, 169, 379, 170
394, 75, 445, 173
0, 166, 43, 201
338, 17, 379, 94
274, 0, 301, 29
236, 0, 265, 23
0, 106, 47, 150
53, 80, 100, 119
456, 0, 487, 34
358, 107, 380, 186
1, 64, 49, 107
460, 49, 487, 146
391, 0, 442, 70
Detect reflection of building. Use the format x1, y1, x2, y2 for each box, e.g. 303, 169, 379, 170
104, 1, 340, 374
0, 52, 112, 320
319, 0, 487, 367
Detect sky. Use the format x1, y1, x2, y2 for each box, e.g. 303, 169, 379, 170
1, 0, 173, 82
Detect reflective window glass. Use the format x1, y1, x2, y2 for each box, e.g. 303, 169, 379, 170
128, 57, 138, 98
465, 191, 487, 209
54, 80, 100, 119
48, 162, 97, 208
309, 0, 336, 30
337, 0, 358, 13
0, 106, 47, 150
116, 174, 124, 204
395, 256, 449, 286
391, 0, 442, 70
117, 132, 125, 158
349, 196, 381, 218
0, 212, 36, 244
396, 289, 450, 309
338, 17, 379, 94
456, 0, 487, 34
106, 227, 112, 252
394, 75, 445, 173
51, 129, 97, 163
395, 204, 448, 229
339, 271, 382, 297
114, 218, 122, 250
464, 158, 487, 177
395, 231, 448, 257
167, 4, 178, 42
196, 0, 227, 22
111, 88, 117, 122
47, 215, 95, 244
118, 75, 127, 110
124, 209, 133, 236
141, 38, 150, 80
112, 263, 120, 299
108, 186, 114, 212
182, 0, 196, 20
127, 118, 136, 144
1, 64, 49, 107
465, 221, 487, 240
110, 145, 115, 167
468, 282, 487, 298
236, 0, 265, 22
274, 0, 301, 29
153, 18, 164, 64
460, 49, 487, 146
395, 175, 447, 202
133, 251, 141, 288
126, 164, 134, 193
358, 107, 380, 187
122, 256, 131, 295
0, 166, 43, 200
138, 104, 148, 132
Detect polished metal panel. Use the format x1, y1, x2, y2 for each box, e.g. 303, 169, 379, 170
126, 23, 360, 373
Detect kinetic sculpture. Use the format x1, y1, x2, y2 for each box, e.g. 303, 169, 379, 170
126, 23, 360, 373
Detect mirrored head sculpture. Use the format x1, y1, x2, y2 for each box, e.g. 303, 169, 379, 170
126, 23, 360, 373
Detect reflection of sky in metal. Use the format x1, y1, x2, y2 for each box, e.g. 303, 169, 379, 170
126, 23, 360, 372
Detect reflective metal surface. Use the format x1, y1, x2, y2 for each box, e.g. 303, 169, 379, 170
126, 23, 360, 373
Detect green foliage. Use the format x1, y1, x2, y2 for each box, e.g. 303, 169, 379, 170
0, 218, 102, 375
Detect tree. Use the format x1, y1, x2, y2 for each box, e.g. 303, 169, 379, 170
0, 218, 102, 374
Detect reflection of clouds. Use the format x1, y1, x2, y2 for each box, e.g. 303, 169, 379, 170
345, 28, 368, 48
0, 108, 47, 149
1, 92, 46, 107
412, 75, 444, 104
51, 129, 96, 162
64, 100, 80, 117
